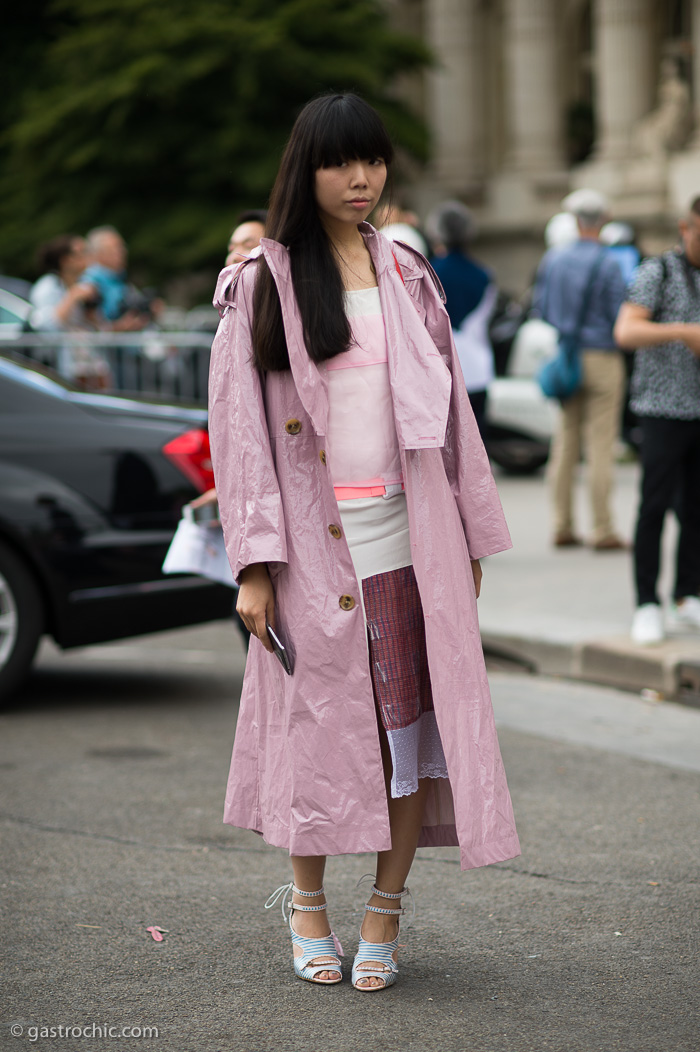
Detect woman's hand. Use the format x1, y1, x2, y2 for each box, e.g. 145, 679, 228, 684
471, 559, 482, 599
187, 487, 220, 526
110, 310, 149, 332
237, 563, 276, 652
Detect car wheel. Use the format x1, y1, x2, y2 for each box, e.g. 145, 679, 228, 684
486, 434, 550, 475
0, 541, 44, 698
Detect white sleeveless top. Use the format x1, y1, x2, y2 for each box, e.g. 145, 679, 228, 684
325, 288, 403, 493
326, 287, 411, 582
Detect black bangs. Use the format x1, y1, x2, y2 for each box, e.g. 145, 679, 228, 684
306, 94, 394, 169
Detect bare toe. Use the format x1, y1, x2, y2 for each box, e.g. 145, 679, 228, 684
356, 970, 386, 989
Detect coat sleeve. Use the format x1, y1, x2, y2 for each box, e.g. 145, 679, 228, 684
411, 256, 512, 561
208, 264, 288, 583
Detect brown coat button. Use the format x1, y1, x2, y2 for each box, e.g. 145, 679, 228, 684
319, 449, 327, 465
285, 418, 302, 435
328, 524, 342, 539
339, 594, 356, 611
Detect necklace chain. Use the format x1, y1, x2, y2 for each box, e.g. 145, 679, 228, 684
332, 243, 377, 290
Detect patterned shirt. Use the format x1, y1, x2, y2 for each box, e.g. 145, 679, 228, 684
627, 250, 700, 419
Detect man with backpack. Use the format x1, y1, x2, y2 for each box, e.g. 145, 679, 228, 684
615, 195, 700, 645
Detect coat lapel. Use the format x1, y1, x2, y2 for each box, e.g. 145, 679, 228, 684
260, 227, 451, 448
363, 226, 452, 449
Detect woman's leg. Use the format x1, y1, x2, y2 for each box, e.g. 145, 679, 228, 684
355, 724, 430, 989
290, 855, 340, 982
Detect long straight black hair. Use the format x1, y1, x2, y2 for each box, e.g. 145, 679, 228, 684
252, 93, 394, 372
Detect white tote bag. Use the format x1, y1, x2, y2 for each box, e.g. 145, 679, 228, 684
162, 517, 236, 588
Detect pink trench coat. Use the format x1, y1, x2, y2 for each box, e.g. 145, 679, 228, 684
208, 224, 520, 871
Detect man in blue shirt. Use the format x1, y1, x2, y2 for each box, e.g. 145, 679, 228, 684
533, 189, 627, 550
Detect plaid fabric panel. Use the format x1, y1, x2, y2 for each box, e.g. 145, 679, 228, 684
362, 564, 434, 732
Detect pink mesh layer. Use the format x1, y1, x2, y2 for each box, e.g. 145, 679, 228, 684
326, 301, 403, 491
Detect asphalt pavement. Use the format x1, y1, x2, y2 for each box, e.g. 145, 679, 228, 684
2, 619, 699, 1052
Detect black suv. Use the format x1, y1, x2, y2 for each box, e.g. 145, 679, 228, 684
0, 354, 232, 697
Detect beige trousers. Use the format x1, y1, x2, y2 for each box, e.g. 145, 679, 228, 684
548, 349, 625, 543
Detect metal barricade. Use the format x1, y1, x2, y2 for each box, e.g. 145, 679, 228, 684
5, 331, 213, 406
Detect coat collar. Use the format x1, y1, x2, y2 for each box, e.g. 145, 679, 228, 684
260, 226, 451, 449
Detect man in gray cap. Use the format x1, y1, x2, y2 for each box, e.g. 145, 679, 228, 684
533, 189, 627, 551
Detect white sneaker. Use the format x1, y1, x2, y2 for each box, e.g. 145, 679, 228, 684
631, 604, 665, 645
668, 596, 700, 630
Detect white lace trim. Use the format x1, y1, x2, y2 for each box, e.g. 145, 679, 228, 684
386, 711, 449, 798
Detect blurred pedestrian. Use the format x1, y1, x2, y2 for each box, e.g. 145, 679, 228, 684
29, 235, 113, 389
426, 201, 496, 438
377, 203, 428, 254
599, 222, 641, 286
29, 235, 94, 331
209, 92, 518, 993
600, 221, 642, 449
614, 195, 700, 645
543, 211, 579, 251
83, 226, 159, 330
225, 210, 267, 266
501, 211, 579, 381
533, 189, 627, 550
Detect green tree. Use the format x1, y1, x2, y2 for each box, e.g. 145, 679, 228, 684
1, 0, 430, 284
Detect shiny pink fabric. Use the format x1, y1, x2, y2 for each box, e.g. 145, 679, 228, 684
208, 224, 520, 870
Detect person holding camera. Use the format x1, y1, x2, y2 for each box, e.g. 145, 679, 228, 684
83, 226, 163, 331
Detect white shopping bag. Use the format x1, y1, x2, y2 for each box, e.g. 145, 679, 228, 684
162, 517, 236, 587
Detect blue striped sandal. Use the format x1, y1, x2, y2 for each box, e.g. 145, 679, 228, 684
265, 882, 344, 985
352, 882, 413, 992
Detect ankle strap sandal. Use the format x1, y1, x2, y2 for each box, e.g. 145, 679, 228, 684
351, 876, 415, 992
265, 882, 344, 985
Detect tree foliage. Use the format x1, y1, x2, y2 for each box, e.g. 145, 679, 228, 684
0, 0, 430, 284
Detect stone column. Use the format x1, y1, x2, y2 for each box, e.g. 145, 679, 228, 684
503, 0, 563, 171
691, 0, 700, 144
426, 0, 484, 191
594, 0, 653, 159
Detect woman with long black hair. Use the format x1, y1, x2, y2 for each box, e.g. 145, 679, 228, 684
209, 93, 519, 992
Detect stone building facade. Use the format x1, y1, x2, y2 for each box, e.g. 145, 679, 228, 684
393, 0, 700, 290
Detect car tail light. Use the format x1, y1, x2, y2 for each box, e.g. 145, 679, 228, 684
163, 429, 215, 492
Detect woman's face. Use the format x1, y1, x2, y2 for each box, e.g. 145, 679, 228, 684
314, 158, 387, 230
61, 238, 89, 282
